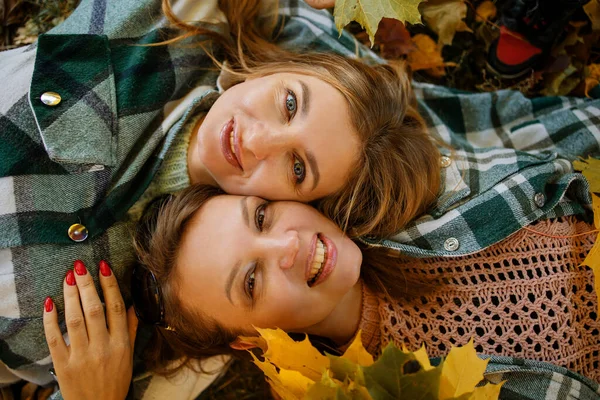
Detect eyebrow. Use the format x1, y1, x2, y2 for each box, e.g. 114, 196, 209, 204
307, 151, 320, 191
225, 196, 251, 305
225, 260, 241, 305
298, 81, 320, 191
241, 196, 250, 228
299, 80, 310, 117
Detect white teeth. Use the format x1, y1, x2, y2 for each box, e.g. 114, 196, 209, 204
308, 238, 328, 282
229, 132, 236, 155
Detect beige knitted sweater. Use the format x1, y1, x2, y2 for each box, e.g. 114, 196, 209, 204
356, 216, 599, 383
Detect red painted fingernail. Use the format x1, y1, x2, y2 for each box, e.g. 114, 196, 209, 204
74, 260, 87, 276
44, 297, 53, 312
66, 270, 76, 286
99, 260, 112, 277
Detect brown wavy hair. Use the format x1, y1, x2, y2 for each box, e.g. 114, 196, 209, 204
133, 185, 436, 376
158, 0, 441, 238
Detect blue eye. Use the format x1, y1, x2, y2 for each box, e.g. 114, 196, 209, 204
285, 91, 297, 118
293, 156, 306, 184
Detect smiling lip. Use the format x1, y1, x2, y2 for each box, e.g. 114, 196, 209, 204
220, 118, 242, 171
305, 233, 337, 287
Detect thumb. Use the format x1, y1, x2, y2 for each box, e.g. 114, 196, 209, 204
127, 307, 139, 349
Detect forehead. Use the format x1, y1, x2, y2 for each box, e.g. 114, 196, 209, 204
175, 196, 243, 313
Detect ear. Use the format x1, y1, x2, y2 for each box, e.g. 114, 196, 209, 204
230, 337, 259, 351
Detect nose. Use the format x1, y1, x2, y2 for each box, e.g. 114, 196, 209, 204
243, 121, 290, 161
260, 230, 300, 270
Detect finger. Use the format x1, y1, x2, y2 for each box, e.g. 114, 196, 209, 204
63, 269, 89, 348
73, 260, 108, 342
127, 307, 139, 350
98, 261, 128, 340
42, 297, 68, 364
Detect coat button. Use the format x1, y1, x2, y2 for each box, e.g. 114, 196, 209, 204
40, 92, 62, 106
68, 223, 88, 242
444, 237, 460, 251
533, 193, 546, 208
440, 156, 452, 168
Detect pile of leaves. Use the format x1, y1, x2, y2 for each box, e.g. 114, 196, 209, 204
1, 0, 79, 50
335, 0, 600, 97
239, 328, 504, 400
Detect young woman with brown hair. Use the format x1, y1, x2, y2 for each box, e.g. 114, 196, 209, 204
44, 184, 599, 399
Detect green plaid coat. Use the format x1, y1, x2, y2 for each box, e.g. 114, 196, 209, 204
0, 0, 598, 398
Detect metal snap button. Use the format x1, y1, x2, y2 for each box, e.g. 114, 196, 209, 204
440, 156, 452, 168
68, 223, 88, 242
40, 92, 62, 106
533, 193, 546, 208
444, 237, 460, 251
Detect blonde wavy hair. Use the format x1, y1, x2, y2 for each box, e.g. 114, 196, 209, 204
160, 0, 441, 237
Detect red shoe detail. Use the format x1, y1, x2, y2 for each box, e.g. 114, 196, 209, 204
496, 26, 542, 66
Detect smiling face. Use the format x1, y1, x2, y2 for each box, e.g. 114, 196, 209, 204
175, 195, 363, 335
191, 73, 360, 201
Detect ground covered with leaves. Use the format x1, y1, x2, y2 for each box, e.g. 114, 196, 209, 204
2, 0, 599, 399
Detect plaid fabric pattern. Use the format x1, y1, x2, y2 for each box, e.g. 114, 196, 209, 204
362, 86, 599, 257
0, 0, 372, 394
0, 0, 597, 398
483, 356, 600, 400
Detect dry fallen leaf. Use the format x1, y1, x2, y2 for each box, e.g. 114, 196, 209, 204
475, 1, 497, 23
439, 339, 489, 400
419, 0, 472, 46
580, 194, 600, 315
334, 0, 424, 46
254, 327, 330, 382
573, 157, 600, 316
584, 0, 600, 31
407, 34, 456, 76
585, 63, 600, 97
375, 17, 415, 58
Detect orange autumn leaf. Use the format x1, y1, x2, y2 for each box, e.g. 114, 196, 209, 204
407, 34, 456, 76
475, 1, 497, 23
585, 63, 600, 97
584, 0, 600, 31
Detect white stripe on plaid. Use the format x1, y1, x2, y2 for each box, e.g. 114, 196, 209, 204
0, 249, 18, 319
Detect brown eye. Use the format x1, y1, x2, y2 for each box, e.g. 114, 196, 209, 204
255, 202, 267, 231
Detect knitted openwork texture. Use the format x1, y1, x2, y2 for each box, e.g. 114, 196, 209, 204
366, 216, 599, 382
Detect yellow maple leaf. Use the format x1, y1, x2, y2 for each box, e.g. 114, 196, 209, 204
580, 194, 600, 313
585, 64, 600, 98
584, 0, 600, 31
419, 0, 473, 46
411, 344, 434, 371
573, 157, 600, 209
407, 34, 456, 77
469, 381, 506, 399
439, 339, 489, 400
475, 1, 497, 23
251, 353, 314, 400
340, 331, 374, 367
333, 0, 424, 47
255, 327, 330, 382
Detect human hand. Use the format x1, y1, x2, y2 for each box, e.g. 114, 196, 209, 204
304, 0, 336, 9
43, 260, 138, 400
